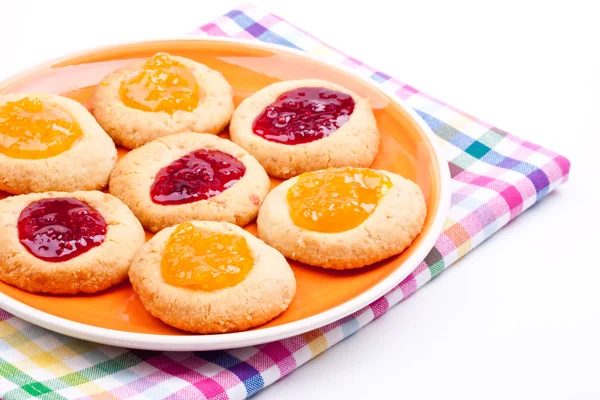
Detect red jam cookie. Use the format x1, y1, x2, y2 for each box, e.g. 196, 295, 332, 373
252, 87, 355, 145
18, 198, 107, 262
0, 191, 145, 294
230, 79, 379, 179
150, 149, 246, 206
109, 133, 270, 233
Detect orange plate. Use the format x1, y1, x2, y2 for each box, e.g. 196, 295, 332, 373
0, 39, 447, 347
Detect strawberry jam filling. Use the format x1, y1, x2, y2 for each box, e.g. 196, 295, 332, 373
252, 87, 355, 145
17, 198, 107, 262
150, 149, 246, 205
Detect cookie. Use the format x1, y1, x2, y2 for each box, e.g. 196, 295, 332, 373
230, 79, 379, 179
0, 191, 145, 294
257, 167, 427, 269
91, 52, 234, 149
0, 93, 117, 194
109, 132, 270, 233
129, 220, 296, 333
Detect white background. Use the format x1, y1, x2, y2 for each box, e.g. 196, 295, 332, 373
1, 1, 599, 399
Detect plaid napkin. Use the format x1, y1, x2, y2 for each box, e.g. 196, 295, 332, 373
0, 5, 571, 400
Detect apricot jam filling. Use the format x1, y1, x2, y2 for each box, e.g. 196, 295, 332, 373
161, 222, 254, 291
119, 53, 200, 114
252, 87, 355, 145
150, 149, 246, 205
17, 198, 107, 262
0, 97, 83, 159
287, 167, 392, 233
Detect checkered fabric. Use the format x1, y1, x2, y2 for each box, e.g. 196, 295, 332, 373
0, 5, 571, 400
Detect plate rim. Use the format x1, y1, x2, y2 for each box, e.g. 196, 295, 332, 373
0, 36, 451, 351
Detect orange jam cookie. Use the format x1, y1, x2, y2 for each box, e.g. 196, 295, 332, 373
0, 97, 82, 159
0, 93, 117, 195
161, 222, 254, 291
92, 52, 234, 149
257, 167, 427, 270
119, 53, 200, 114
0, 191, 145, 294
287, 167, 392, 233
109, 133, 270, 233
230, 79, 379, 178
129, 221, 296, 334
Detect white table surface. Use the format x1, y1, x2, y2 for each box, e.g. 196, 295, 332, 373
2, 1, 599, 399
